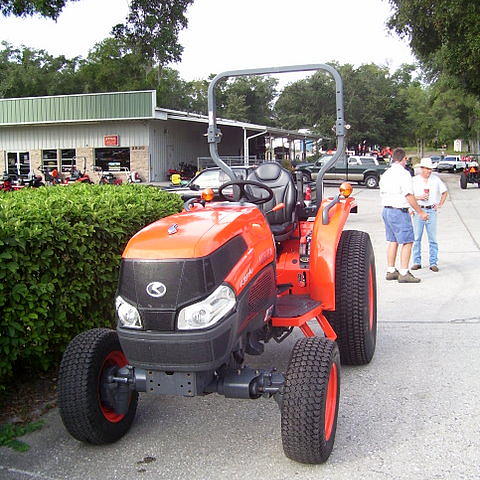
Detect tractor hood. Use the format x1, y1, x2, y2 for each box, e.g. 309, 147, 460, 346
122, 203, 266, 260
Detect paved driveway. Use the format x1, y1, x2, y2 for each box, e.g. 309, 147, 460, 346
1, 175, 479, 480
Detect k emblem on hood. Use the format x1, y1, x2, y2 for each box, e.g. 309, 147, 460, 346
146, 282, 167, 298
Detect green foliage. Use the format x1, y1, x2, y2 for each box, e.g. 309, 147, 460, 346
275, 63, 410, 147
218, 76, 278, 125
112, 0, 194, 67
387, 0, 480, 96
0, 421, 44, 452
0, 0, 76, 19
0, 184, 183, 389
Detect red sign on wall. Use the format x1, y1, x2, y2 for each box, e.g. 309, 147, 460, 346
104, 135, 119, 147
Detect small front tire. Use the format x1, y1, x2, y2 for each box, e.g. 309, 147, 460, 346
460, 173, 467, 189
281, 337, 340, 464
58, 328, 138, 445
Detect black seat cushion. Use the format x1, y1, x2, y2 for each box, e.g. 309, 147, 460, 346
247, 163, 296, 239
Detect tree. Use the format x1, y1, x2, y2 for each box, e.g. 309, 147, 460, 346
0, 0, 76, 19
111, 0, 194, 68
387, 0, 480, 96
1, 0, 194, 70
274, 63, 411, 148
0, 42, 81, 98
214, 76, 278, 125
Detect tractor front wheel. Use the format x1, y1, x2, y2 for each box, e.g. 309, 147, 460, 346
281, 337, 340, 464
460, 173, 467, 189
325, 230, 377, 365
58, 328, 138, 444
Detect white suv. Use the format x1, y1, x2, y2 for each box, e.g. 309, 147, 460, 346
437, 155, 466, 173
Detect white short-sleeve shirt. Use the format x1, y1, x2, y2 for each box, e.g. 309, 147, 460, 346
412, 173, 447, 206
379, 163, 414, 208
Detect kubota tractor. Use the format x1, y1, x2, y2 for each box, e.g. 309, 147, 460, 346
58, 64, 377, 464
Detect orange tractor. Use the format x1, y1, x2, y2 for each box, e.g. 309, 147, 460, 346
58, 64, 377, 464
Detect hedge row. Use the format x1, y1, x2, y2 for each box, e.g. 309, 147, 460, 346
0, 184, 183, 390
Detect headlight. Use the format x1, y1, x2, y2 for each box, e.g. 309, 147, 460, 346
177, 284, 236, 330
116, 296, 143, 329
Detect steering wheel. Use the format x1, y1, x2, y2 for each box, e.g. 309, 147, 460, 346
218, 180, 274, 205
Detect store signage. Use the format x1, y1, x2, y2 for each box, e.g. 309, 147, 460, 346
104, 135, 119, 146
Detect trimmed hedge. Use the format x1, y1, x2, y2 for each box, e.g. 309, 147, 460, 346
0, 184, 183, 390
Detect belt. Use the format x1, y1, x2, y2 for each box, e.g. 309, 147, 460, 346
421, 205, 435, 209
384, 206, 409, 213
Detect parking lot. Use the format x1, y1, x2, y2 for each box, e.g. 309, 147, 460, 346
1, 174, 479, 480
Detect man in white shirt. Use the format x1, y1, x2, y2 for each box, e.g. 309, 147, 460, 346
411, 157, 448, 272
379, 148, 429, 283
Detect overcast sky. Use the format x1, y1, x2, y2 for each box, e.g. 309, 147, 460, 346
0, 0, 415, 87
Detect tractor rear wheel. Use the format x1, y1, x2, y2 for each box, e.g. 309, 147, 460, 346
325, 230, 377, 365
281, 337, 340, 464
460, 173, 467, 189
58, 328, 138, 444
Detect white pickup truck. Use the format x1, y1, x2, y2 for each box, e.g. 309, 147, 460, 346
436, 155, 466, 173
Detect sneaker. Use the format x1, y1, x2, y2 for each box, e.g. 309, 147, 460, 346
430, 265, 439, 272
398, 271, 421, 283
386, 269, 399, 280
411, 264, 421, 270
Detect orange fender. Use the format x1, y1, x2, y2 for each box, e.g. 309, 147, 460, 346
309, 196, 357, 310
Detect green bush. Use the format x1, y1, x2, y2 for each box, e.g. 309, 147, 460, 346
0, 184, 183, 390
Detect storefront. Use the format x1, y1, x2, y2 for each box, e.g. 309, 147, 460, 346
0, 91, 319, 182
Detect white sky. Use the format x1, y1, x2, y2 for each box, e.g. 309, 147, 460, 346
0, 0, 415, 87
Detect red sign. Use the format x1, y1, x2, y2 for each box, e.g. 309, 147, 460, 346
104, 135, 119, 147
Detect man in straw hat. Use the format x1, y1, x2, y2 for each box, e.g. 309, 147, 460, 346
411, 157, 448, 272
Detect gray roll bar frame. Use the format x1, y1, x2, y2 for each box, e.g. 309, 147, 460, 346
206, 64, 346, 205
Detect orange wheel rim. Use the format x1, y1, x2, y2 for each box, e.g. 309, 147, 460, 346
368, 266, 374, 331
324, 363, 338, 441
99, 350, 127, 423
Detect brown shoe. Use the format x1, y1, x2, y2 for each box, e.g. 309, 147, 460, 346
430, 265, 439, 272
398, 271, 421, 283
411, 264, 421, 270
386, 269, 399, 280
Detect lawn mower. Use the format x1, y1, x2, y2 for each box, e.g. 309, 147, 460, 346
58, 64, 377, 464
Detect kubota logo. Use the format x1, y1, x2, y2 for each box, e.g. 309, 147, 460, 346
146, 282, 167, 298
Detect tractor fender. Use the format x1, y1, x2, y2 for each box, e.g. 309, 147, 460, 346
309, 196, 357, 310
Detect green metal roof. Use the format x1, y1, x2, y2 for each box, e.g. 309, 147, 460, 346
0, 91, 156, 126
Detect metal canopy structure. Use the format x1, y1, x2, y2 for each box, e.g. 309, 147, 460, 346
156, 107, 322, 165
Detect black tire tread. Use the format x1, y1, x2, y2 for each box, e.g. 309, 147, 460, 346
58, 328, 138, 445
460, 173, 467, 189
281, 337, 340, 464
325, 230, 377, 365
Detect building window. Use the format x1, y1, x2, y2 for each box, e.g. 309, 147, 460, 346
61, 149, 76, 173
6, 152, 30, 177
42, 149, 58, 170
95, 148, 130, 171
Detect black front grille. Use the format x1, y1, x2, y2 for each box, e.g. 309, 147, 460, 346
247, 266, 275, 316
117, 235, 247, 332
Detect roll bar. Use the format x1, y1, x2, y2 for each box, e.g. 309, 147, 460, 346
206, 64, 346, 205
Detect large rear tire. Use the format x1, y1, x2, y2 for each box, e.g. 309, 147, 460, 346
281, 337, 340, 464
58, 328, 138, 444
460, 173, 467, 189
325, 230, 377, 365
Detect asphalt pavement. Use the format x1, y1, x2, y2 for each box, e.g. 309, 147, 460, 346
1, 173, 479, 480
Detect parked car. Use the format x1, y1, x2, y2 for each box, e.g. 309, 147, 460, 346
163, 166, 255, 200
296, 155, 389, 188
436, 155, 466, 173
429, 155, 443, 170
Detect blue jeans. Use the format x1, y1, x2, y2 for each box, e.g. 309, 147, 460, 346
413, 209, 438, 266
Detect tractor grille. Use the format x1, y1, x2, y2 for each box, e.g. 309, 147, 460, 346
247, 266, 275, 316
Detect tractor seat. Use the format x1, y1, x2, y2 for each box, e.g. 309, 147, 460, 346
247, 162, 297, 241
